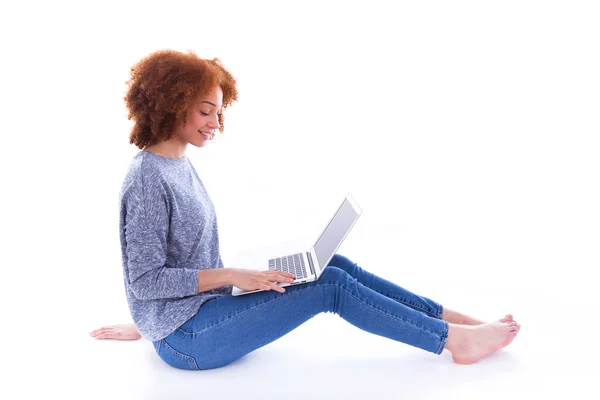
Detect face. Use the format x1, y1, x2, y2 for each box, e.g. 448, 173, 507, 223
177, 85, 223, 147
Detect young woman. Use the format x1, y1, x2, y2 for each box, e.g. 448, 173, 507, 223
91, 50, 520, 370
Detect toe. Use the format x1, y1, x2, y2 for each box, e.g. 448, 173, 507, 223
501, 315, 515, 323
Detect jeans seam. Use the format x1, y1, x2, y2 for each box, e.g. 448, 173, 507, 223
347, 260, 442, 320
379, 292, 440, 319
335, 285, 445, 338
435, 321, 449, 355
162, 339, 200, 370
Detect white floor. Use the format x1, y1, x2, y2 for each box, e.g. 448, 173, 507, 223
20, 259, 599, 400
57, 293, 597, 399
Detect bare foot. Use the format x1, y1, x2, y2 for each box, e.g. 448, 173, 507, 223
493, 314, 519, 328
445, 319, 520, 364
89, 324, 142, 340
442, 308, 518, 328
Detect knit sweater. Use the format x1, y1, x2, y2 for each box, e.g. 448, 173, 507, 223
119, 150, 231, 341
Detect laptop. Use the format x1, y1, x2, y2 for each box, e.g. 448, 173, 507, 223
232, 193, 363, 296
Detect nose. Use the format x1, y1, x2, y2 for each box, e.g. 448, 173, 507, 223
208, 114, 220, 130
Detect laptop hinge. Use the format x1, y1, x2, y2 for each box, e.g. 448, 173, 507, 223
307, 252, 316, 276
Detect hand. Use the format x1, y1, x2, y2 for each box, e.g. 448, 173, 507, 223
89, 323, 142, 340
229, 268, 295, 293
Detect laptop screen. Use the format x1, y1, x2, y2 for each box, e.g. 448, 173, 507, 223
313, 197, 360, 268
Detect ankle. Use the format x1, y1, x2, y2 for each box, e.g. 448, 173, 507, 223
445, 323, 472, 352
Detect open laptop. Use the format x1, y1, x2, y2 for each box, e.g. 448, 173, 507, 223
231, 193, 363, 296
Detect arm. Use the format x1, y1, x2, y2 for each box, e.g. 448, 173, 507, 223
128, 264, 231, 299
125, 224, 200, 300
123, 174, 204, 300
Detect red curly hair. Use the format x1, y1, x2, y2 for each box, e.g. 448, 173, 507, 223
125, 50, 238, 149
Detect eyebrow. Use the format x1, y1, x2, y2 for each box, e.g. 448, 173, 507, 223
201, 101, 219, 108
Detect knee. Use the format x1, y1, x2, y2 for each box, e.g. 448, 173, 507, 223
319, 266, 352, 285
327, 254, 355, 274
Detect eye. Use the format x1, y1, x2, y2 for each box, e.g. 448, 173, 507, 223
200, 111, 209, 116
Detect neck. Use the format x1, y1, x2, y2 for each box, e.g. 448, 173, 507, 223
144, 138, 187, 159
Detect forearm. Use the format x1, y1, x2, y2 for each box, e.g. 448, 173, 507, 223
197, 268, 233, 293
129, 267, 199, 300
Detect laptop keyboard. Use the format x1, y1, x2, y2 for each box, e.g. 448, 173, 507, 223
268, 253, 308, 279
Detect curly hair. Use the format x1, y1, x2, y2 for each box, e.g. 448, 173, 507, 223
125, 50, 238, 149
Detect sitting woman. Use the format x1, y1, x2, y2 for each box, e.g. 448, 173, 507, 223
91, 49, 520, 370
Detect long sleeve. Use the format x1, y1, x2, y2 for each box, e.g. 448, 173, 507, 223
122, 172, 199, 300
119, 151, 229, 341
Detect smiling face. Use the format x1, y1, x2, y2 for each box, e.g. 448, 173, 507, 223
178, 85, 223, 148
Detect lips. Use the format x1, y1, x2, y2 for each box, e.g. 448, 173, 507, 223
198, 130, 213, 140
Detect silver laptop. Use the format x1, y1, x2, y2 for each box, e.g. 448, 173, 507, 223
231, 193, 363, 296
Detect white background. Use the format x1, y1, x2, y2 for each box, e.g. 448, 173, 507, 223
1, 0, 599, 398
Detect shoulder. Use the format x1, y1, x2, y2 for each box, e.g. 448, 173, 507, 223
129, 151, 165, 176
120, 152, 167, 199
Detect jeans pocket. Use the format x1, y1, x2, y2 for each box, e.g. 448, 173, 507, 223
155, 339, 200, 371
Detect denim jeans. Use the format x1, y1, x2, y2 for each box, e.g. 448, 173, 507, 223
152, 253, 449, 370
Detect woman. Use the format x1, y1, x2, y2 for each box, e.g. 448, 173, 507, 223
91, 50, 520, 370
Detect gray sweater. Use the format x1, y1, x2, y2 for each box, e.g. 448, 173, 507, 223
119, 150, 231, 341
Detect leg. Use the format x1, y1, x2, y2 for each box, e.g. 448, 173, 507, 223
153, 267, 450, 370
327, 254, 443, 319
328, 254, 509, 326
325, 257, 520, 363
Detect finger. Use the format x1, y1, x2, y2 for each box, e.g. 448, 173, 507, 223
270, 274, 295, 283
263, 281, 284, 292
90, 328, 111, 336
270, 282, 285, 293
94, 333, 112, 340
269, 270, 295, 280
271, 270, 295, 278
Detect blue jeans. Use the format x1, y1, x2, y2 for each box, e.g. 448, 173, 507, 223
152, 254, 449, 370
